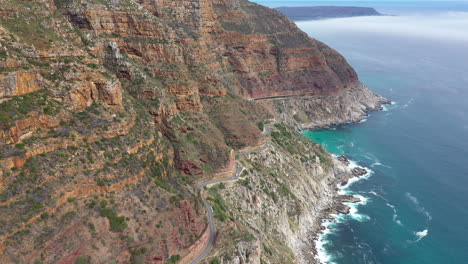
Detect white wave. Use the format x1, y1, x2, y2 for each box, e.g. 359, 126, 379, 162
315, 220, 337, 264
406, 193, 433, 221
354, 194, 368, 205
316, 157, 376, 263
382, 101, 398, 112
388, 203, 403, 226
338, 161, 373, 221
338, 161, 374, 195
402, 98, 415, 108
415, 229, 429, 242
359, 118, 368, 123
406, 192, 418, 204
347, 203, 371, 222
368, 191, 402, 226
370, 162, 392, 168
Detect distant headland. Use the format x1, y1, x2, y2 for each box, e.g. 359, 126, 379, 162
275, 6, 383, 21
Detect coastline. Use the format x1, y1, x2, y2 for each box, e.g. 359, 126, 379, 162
312, 157, 373, 264
300, 100, 391, 264
263, 82, 391, 132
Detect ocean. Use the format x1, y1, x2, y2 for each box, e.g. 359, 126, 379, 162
252, 1, 468, 263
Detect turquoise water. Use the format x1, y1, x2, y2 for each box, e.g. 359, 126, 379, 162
278, 3, 468, 264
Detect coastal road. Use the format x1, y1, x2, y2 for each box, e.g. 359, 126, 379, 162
252, 94, 311, 101
236, 143, 270, 157
189, 164, 243, 264
189, 142, 270, 264
188, 200, 215, 264
196, 164, 244, 190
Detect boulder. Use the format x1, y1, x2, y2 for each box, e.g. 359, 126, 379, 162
338, 155, 350, 166
352, 167, 367, 177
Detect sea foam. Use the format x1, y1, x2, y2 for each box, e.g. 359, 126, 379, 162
315, 219, 337, 264
315, 157, 373, 263
415, 229, 429, 242
368, 191, 402, 226
406, 193, 433, 221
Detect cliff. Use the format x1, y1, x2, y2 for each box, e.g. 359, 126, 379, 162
0, 0, 386, 263
276, 6, 383, 21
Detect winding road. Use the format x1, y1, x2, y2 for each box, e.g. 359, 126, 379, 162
188, 164, 243, 264
189, 141, 270, 264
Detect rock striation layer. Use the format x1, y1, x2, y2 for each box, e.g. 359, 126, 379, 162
263, 82, 390, 130
0, 0, 387, 263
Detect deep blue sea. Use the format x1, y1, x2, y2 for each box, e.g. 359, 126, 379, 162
252, 1, 468, 263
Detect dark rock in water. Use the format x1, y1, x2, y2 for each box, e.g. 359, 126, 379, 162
352, 167, 367, 177
338, 155, 350, 166
339, 195, 361, 203
334, 204, 351, 214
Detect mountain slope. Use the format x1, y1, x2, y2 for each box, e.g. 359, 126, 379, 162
0, 0, 385, 263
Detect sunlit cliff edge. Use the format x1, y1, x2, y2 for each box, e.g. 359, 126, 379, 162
0, 0, 386, 263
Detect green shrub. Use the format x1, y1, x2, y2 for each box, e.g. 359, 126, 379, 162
257, 121, 264, 131
100, 208, 127, 232
74, 256, 91, 264
40, 212, 49, 220
167, 255, 181, 264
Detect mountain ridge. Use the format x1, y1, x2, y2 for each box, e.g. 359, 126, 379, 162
0, 0, 386, 263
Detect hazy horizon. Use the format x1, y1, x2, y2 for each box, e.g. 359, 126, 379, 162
252, 0, 468, 14
288, 1, 468, 263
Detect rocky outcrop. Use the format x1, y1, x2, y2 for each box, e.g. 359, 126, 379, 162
263, 82, 390, 129
0, 71, 43, 102
207, 124, 354, 263
352, 167, 368, 177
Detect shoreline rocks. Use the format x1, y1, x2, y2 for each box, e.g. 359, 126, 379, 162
352, 167, 368, 177
338, 155, 350, 166
311, 160, 368, 263
268, 82, 391, 131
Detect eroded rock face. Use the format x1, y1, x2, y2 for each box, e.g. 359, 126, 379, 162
58, 0, 361, 112
267, 82, 390, 130
0, 71, 43, 102
210, 124, 350, 263
0, 0, 385, 263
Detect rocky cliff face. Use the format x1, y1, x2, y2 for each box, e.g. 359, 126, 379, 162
0, 0, 385, 263
205, 123, 350, 264
263, 83, 390, 130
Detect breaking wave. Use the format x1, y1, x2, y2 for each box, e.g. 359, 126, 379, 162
415, 229, 429, 242
406, 193, 433, 221
315, 158, 373, 263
